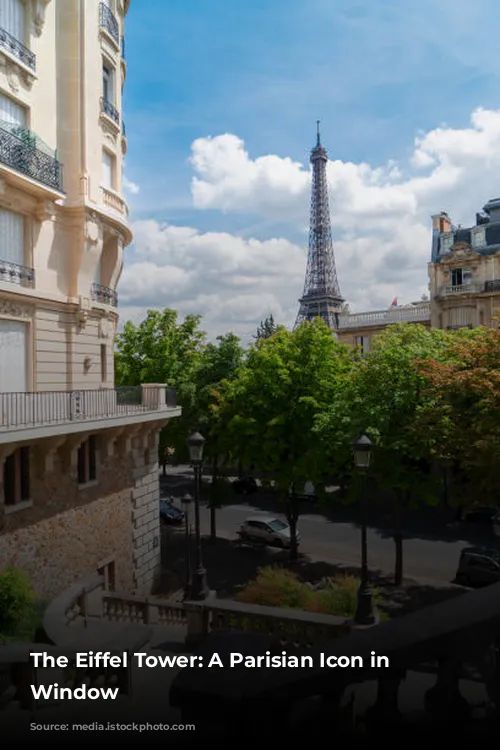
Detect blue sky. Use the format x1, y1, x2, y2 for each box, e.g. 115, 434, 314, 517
119, 0, 500, 339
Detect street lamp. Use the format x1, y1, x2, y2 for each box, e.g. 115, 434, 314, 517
352, 433, 376, 625
181, 493, 193, 598
186, 432, 209, 600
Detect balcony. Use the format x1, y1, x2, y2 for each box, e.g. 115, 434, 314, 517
99, 2, 119, 46
122, 120, 126, 137
484, 279, 500, 293
339, 302, 431, 330
121, 36, 125, 59
0, 27, 36, 71
0, 124, 63, 192
0, 385, 179, 441
0, 259, 35, 288
100, 96, 120, 127
101, 186, 129, 218
439, 283, 482, 296
91, 282, 118, 307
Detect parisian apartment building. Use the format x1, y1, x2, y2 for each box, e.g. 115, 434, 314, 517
338, 201, 500, 351
0, 0, 180, 599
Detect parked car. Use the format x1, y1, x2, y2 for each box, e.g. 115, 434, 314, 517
232, 476, 258, 495
237, 516, 300, 549
460, 505, 500, 523
160, 499, 185, 525
455, 546, 500, 587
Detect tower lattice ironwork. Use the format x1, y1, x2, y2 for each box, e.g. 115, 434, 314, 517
294, 122, 344, 331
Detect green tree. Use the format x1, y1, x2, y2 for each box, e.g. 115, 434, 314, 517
194, 333, 245, 540
316, 324, 453, 585
218, 319, 355, 560
254, 314, 279, 341
114, 308, 206, 469
416, 325, 500, 506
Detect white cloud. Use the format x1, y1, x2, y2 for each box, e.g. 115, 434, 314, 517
123, 176, 140, 194
119, 107, 500, 341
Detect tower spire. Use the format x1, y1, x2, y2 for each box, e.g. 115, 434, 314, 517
294, 124, 344, 332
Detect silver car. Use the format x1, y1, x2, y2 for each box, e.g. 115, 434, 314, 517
238, 516, 300, 549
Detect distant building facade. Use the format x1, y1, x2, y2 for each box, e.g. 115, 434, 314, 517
429, 201, 500, 329
337, 301, 431, 353
0, 0, 181, 600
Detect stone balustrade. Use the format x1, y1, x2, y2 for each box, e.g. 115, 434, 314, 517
170, 582, 500, 739
338, 303, 431, 329
102, 592, 187, 628
184, 598, 350, 648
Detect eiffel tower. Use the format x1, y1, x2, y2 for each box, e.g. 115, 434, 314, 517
294, 122, 344, 331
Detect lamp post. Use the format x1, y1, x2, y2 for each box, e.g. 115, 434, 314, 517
187, 431, 209, 600
181, 493, 193, 598
353, 433, 376, 625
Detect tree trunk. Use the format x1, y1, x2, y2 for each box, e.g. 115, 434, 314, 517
162, 460, 167, 476
393, 491, 404, 586
286, 488, 299, 562
209, 454, 218, 542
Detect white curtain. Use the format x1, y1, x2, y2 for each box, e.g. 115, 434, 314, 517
102, 151, 113, 189
0, 208, 24, 265
0, 0, 25, 42
0, 92, 26, 127
0, 320, 27, 392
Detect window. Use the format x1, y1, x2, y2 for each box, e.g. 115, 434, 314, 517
97, 560, 116, 591
451, 267, 473, 287
0, 319, 28, 392
472, 227, 486, 248
4, 447, 30, 506
441, 233, 453, 253
77, 436, 97, 485
355, 335, 370, 355
0, 207, 24, 267
0, 91, 26, 128
102, 63, 114, 105
0, 0, 25, 43
100, 344, 107, 382
102, 150, 114, 189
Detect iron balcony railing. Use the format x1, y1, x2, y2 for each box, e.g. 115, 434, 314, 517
121, 36, 125, 59
122, 120, 126, 137
0, 259, 35, 288
484, 279, 500, 293
99, 2, 119, 45
0, 386, 177, 430
0, 27, 36, 71
100, 97, 120, 126
91, 282, 118, 307
0, 125, 63, 192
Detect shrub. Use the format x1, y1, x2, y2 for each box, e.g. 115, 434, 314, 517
236, 566, 386, 619
0, 566, 36, 636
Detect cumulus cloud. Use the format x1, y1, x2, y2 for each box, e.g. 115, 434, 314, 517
119, 107, 500, 341
123, 176, 140, 194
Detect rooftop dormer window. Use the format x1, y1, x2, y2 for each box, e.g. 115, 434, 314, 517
471, 226, 486, 248
441, 232, 453, 253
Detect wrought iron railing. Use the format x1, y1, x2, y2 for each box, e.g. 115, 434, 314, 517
0, 259, 35, 288
484, 279, 500, 293
121, 36, 125, 59
100, 96, 120, 126
0, 386, 178, 430
99, 2, 119, 45
0, 125, 63, 191
122, 120, 126, 137
0, 27, 36, 71
91, 282, 118, 307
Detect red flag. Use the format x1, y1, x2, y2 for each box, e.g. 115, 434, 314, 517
390, 297, 398, 307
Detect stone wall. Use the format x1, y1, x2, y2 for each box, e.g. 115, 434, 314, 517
0, 424, 164, 601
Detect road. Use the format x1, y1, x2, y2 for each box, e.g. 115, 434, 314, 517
161, 467, 488, 583
196, 501, 471, 582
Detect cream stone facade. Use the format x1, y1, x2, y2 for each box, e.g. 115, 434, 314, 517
429, 204, 500, 329
0, 0, 182, 600
337, 302, 431, 352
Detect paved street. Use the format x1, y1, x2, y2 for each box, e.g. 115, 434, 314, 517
161, 466, 497, 584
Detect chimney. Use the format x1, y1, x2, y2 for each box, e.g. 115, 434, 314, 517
431, 211, 451, 233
